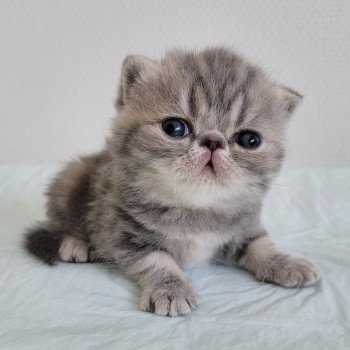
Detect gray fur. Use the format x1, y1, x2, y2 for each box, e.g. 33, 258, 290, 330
25, 47, 320, 316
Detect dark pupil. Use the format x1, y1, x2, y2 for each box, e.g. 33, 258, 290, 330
162, 119, 188, 138
237, 132, 261, 148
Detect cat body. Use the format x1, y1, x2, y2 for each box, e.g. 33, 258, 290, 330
25, 47, 320, 316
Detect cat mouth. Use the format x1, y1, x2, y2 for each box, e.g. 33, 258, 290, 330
206, 159, 214, 170
202, 159, 216, 176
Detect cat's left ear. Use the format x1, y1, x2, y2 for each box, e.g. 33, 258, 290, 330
116, 55, 158, 110
277, 85, 303, 116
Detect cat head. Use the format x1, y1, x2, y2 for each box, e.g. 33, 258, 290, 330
110, 47, 302, 210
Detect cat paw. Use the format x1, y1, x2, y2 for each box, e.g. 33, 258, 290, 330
140, 278, 199, 316
256, 255, 321, 288
59, 236, 88, 263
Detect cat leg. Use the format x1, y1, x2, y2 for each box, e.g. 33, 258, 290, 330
215, 233, 320, 287
25, 224, 90, 264
126, 251, 199, 316
58, 235, 89, 263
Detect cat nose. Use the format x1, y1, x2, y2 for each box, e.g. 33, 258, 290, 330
199, 133, 225, 152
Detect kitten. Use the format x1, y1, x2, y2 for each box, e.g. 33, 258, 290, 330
25, 47, 320, 316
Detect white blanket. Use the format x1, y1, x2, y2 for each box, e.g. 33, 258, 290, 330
0, 165, 349, 349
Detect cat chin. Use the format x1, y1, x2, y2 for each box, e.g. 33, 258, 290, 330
152, 175, 250, 211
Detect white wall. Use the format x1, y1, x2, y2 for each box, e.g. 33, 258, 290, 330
1, 0, 349, 166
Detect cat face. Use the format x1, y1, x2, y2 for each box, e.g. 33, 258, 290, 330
111, 48, 301, 209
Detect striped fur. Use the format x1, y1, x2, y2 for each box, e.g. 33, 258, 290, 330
24, 47, 319, 316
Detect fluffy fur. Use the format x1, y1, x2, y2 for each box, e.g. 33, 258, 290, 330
25, 47, 320, 316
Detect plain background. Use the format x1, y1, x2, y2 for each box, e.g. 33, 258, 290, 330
1, 0, 349, 166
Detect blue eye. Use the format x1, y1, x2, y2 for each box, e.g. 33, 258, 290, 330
236, 131, 261, 149
162, 118, 190, 138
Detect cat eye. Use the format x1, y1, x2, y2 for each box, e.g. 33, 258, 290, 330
236, 131, 261, 149
162, 118, 191, 138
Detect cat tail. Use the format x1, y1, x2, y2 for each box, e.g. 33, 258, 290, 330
24, 223, 64, 265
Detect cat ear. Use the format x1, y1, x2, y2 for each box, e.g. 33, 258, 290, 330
116, 55, 158, 110
277, 85, 303, 115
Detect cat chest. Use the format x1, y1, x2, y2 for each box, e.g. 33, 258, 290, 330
166, 230, 231, 269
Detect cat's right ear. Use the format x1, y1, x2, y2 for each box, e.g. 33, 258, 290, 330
277, 85, 303, 116
116, 55, 158, 110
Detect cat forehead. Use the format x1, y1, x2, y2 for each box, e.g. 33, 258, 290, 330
159, 48, 263, 98
152, 51, 275, 129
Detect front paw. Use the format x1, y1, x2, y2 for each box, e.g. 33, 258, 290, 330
140, 277, 199, 316
256, 255, 321, 288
